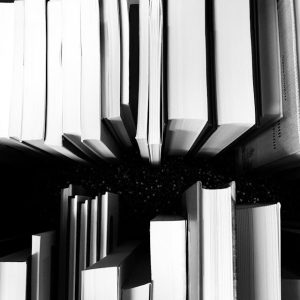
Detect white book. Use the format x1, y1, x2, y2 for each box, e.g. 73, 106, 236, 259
236, 203, 281, 300
0, 250, 30, 300
61, 0, 97, 161
81, 242, 140, 300
31, 231, 56, 300
166, 0, 208, 155
182, 182, 236, 300
68, 195, 90, 300
89, 197, 100, 266
100, 192, 119, 259
136, 0, 150, 160
22, 0, 46, 143
9, 0, 23, 142
148, 0, 163, 165
45, 0, 85, 162
78, 201, 88, 299
150, 216, 186, 300
80, 0, 119, 160
198, 0, 256, 156
0, 1, 32, 152
58, 185, 87, 300
101, 0, 133, 148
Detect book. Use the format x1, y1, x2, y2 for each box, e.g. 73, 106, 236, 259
236, 203, 281, 300
194, 0, 282, 157
21, 0, 47, 145
182, 182, 236, 300
136, 0, 150, 160
150, 216, 186, 300
0, 1, 37, 154
80, 0, 120, 161
238, 0, 300, 172
76, 201, 89, 300
119, 0, 139, 144
101, 0, 134, 149
122, 250, 152, 300
148, 0, 163, 165
58, 185, 88, 300
61, 0, 99, 162
81, 242, 140, 300
0, 2, 15, 142
45, 0, 86, 163
99, 192, 119, 259
0, 249, 31, 300
31, 231, 56, 300
165, 0, 209, 155
88, 196, 101, 266
68, 195, 91, 300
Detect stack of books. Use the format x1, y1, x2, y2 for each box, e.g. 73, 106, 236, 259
0, 184, 120, 300
41, 182, 283, 300
3, 0, 298, 169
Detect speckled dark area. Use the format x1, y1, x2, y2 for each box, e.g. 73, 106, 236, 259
0, 149, 298, 241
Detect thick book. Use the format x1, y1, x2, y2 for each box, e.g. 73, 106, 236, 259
61, 0, 100, 162
238, 0, 300, 172
81, 242, 140, 300
101, 0, 135, 149
193, 0, 282, 157
0, 249, 31, 300
136, 0, 164, 164
236, 203, 281, 300
165, 0, 209, 155
136, 0, 150, 160
45, 0, 86, 163
31, 231, 56, 300
150, 216, 186, 300
148, 0, 163, 165
182, 182, 236, 300
80, 0, 120, 161
0, 1, 41, 155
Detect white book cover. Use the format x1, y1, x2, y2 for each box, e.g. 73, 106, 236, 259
22, 0, 46, 141
31, 231, 56, 300
0, 2, 15, 139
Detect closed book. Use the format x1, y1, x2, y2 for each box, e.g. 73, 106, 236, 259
0, 1, 39, 154
31, 231, 56, 300
236, 203, 281, 300
182, 182, 236, 300
194, 0, 282, 157
165, 0, 209, 155
45, 0, 86, 163
238, 0, 300, 172
101, 0, 134, 149
150, 216, 186, 300
80, 0, 120, 161
0, 249, 31, 300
